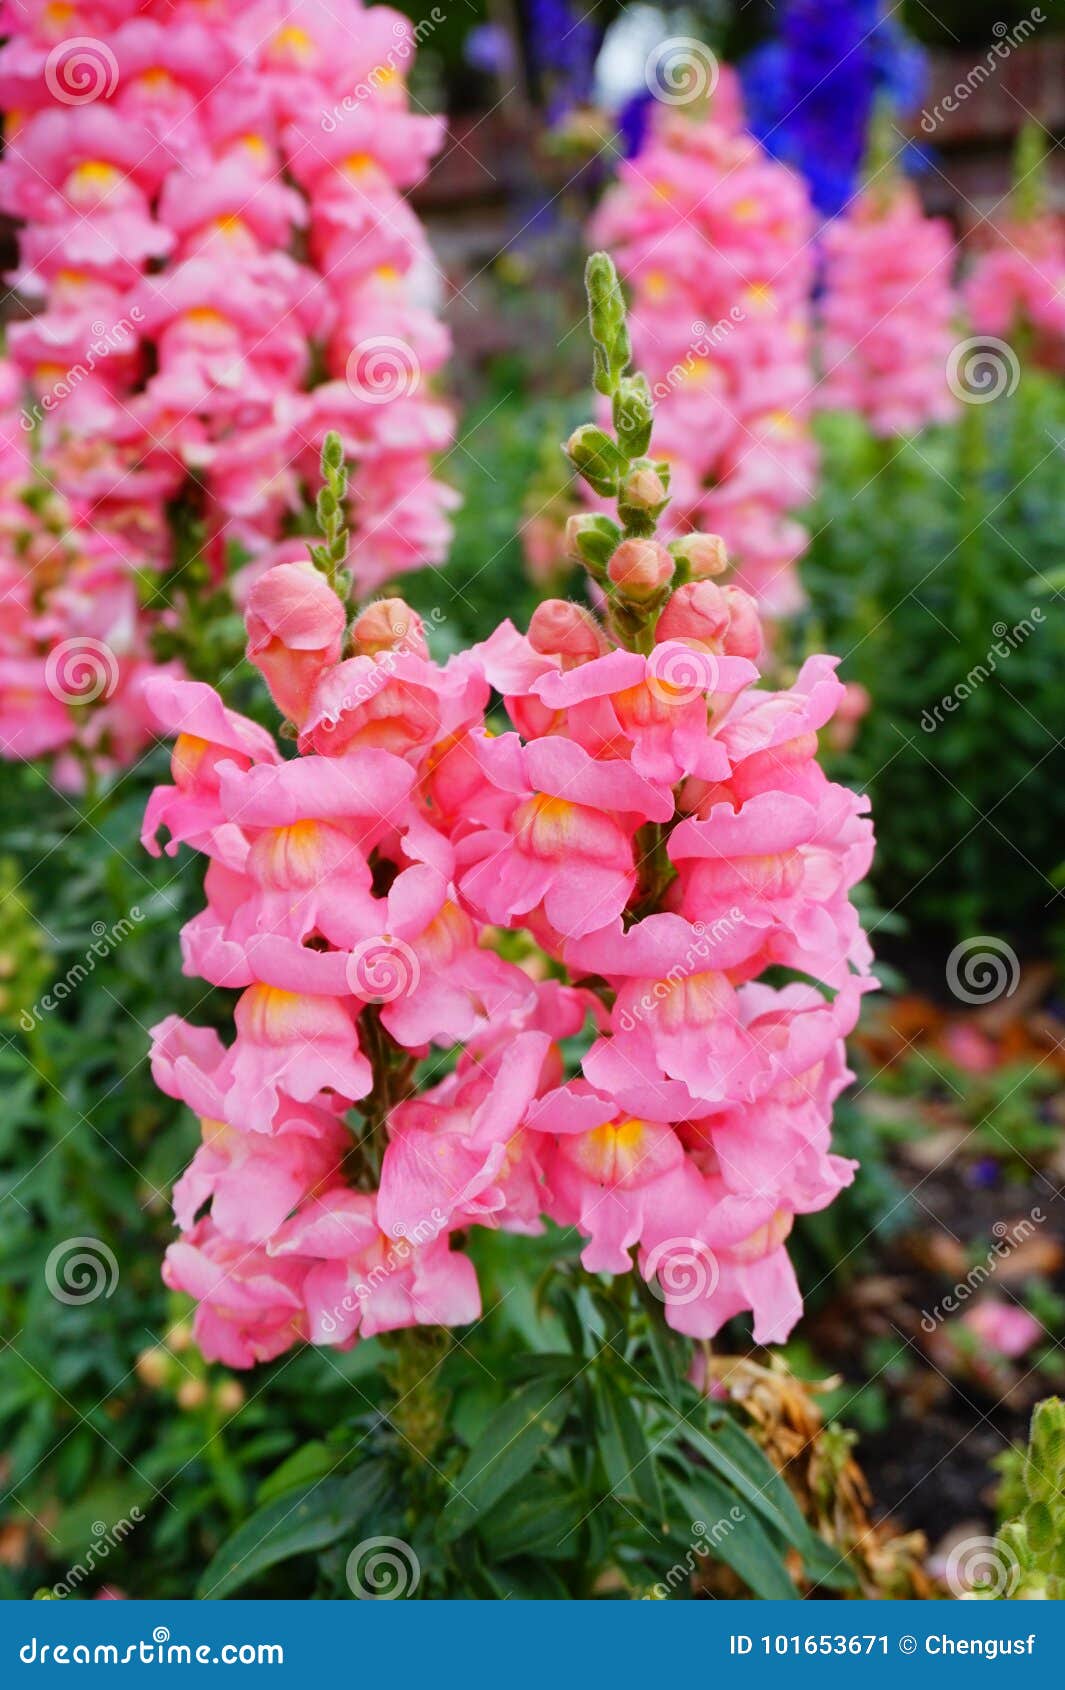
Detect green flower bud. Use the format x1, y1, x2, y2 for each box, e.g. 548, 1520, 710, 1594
585, 251, 631, 395
321, 430, 345, 474
564, 424, 627, 496
669, 531, 729, 580
563, 513, 621, 573
614, 375, 654, 457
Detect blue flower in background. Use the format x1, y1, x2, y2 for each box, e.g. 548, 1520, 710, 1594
465, 22, 516, 80
526, 0, 600, 123
741, 0, 927, 217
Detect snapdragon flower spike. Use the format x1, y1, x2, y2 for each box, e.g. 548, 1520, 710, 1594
817, 114, 958, 437
148, 259, 874, 1365
590, 68, 818, 615
0, 0, 455, 785
964, 124, 1065, 373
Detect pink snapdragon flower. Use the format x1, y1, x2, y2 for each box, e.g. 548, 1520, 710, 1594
964, 215, 1065, 373
0, 0, 455, 782
818, 183, 958, 436
0, 382, 178, 786
146, 546, 873, 1361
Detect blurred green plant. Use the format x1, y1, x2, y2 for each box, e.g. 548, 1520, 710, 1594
865, 1045, 1061, 1173
796, 377, 1065, 947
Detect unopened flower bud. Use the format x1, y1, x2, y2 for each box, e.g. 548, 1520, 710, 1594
621, 465, 668, 513
135, 1347, 169, 1389
563, 513, 620, 572
655, 581, 727, 649
165, 1320, 193, 1354
656, 581, 762, 660
564, 424, 626, 496
824, 681, 870, 753
528, 600, 608, 667
214, 1379, 246, 1414
607, 539, 674, 601
618, 459, 670, 535
613, 375, 653, 456
669, 532, 729, 580
176, 1378, 209, 1411
245, 560, 346, 724
718, 585, 762, 660
351, 597, 428, 659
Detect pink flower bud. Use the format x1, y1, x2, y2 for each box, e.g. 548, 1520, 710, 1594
719, 585, 763, 660
655, 580, 763, 660
607, 539, 674, 601
656, 581, 728, 649
670, 532, 729, 579
825, 680, 870, 753
351, 598, 428, 658
245, 561, 346, 724
620, 465, 668, 512
563, 514, 590, 561
528, 600, 608, 667
523, 515, 564, 586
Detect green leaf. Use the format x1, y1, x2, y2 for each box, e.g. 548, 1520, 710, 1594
197, 1463, 389, 1598
666, 1472, 797, 1600
478, 1486, 587, 1562
636, 1282, 684, 1407
682, 1418, 805, 1542
708, 1415, 853, 1588
680, 1416, 853, 1591
479, 1557, 572, 1600
597, 1375, 663, 1521
438, 1376, 570, 1543
256, 1441, 337, 1507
